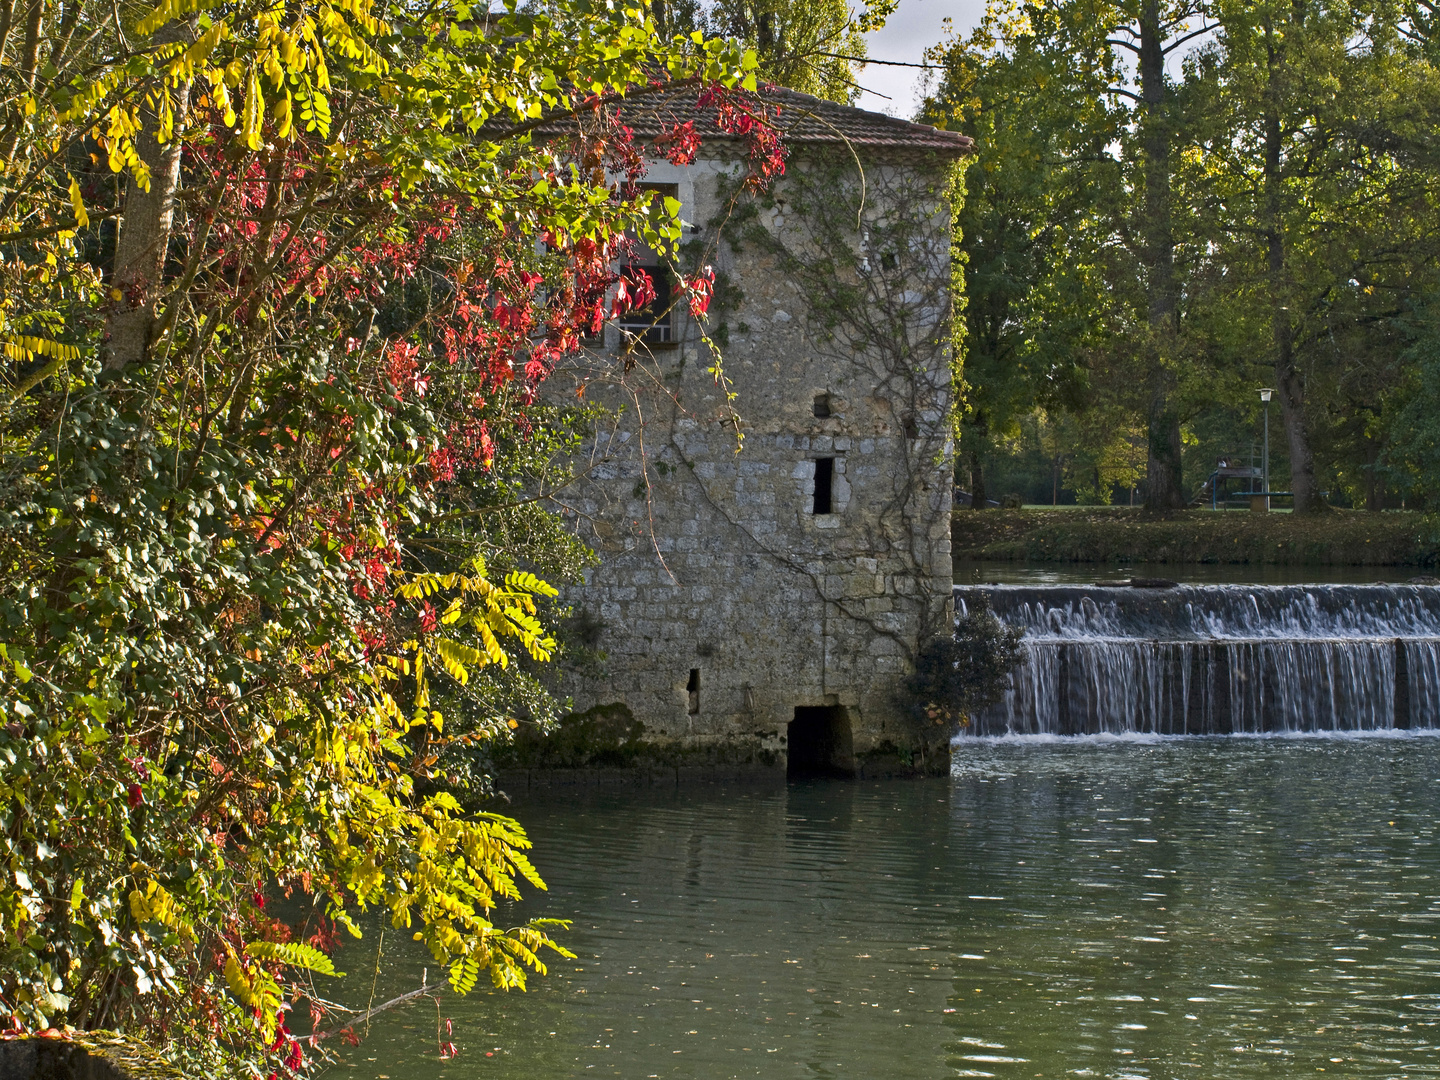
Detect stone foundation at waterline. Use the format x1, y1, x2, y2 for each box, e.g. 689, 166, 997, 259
492, 704, 956, 789
537, 89, 970, 778
0, 1034, 182, 1080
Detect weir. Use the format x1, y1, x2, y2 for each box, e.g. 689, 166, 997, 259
955, 584, 1440, 736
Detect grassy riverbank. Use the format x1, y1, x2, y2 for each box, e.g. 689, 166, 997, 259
953, 507, 1440, 566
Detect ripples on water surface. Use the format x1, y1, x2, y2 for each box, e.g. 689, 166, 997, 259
342, 736, 1440, 1079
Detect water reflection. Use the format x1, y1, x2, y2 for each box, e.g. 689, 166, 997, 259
337, 737, 1440, 1079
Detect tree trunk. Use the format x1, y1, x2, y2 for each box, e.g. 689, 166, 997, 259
1147, 398, 1186, 508
968, 449, 986, 510
104, 22, 194, 374
1261, 30, 1323, 513
1272, 342, 1319, 510
967, 414, 988, 510
1138, 0, 1186, 513
17, 0, 41, 89
1364, 433, 1382, 511
0, 0, 42, 162
0, 0, 17, 60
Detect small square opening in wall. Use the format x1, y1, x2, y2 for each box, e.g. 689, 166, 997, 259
812, 457, 834, 515
903, 414, 920, 439
813, 393, 832, 418
687, 668, 700, 714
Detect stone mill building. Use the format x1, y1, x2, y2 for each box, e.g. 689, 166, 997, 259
530, 87, 971, 780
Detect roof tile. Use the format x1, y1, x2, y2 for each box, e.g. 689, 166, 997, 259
529, 84, 972, 156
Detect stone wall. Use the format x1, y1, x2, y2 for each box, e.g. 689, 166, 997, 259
544, 147, 958, 775
0, 1034, 182, 1080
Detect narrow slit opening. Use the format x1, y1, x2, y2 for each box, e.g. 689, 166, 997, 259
813, 458, 834, 515
687, 668, 700, 714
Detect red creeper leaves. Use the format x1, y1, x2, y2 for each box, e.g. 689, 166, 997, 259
683, 267, 716, 317
612, 270, 657, 318
697, 85, 788, 191
656, 120, 701, 165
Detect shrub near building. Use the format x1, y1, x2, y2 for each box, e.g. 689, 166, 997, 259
0, 0, 758, 1072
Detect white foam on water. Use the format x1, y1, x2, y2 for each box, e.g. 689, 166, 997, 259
954, 728, 1440, 749
955, 584, 1440, 738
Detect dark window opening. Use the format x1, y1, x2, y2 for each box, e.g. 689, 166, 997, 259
813, 393, 832, 418
812, 457, 834, 515
787, 706, 855, 779
879, 251, 898, 271
903, 414, 919, 439
687, 668, 700, 714
617, 184, 679, 348
638, 182, 680, 202
616, 267, 674, 345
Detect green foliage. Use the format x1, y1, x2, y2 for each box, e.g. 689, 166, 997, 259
944, 156, 971, 445
1385, 305, 1440, 508
904, 597, 1024, 731
1184, 0, 1440, 511
921, 1, 1144, 504
923, 0, 1440, 511
0, 0, 757, 1072
664, 0, 893, 101
244, 941, 339, 977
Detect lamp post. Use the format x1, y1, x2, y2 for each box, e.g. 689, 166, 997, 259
1259, 388, 1274, 511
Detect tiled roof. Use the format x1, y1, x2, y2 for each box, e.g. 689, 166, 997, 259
524, 84, 972, 156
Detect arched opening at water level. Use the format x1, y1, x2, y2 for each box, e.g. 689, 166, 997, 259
787, 706, 856, 779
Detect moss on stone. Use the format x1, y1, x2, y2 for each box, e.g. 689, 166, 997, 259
0, 1033, 184, 1080
494, 704, 782, 770
855, 740, 952, 778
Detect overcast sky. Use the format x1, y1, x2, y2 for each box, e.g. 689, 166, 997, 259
851, 0, 988, 119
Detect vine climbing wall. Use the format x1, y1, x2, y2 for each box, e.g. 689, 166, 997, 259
546, 128, 967, 775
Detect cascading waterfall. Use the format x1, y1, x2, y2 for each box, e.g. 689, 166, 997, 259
955, 584, 1440, 736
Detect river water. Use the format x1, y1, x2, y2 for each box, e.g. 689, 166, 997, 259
338, 736, 1440, 1080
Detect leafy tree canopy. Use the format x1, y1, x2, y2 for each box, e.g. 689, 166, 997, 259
662, 0, 895, 102
0, 0, 766, 1072
924, 0, 1440, 513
